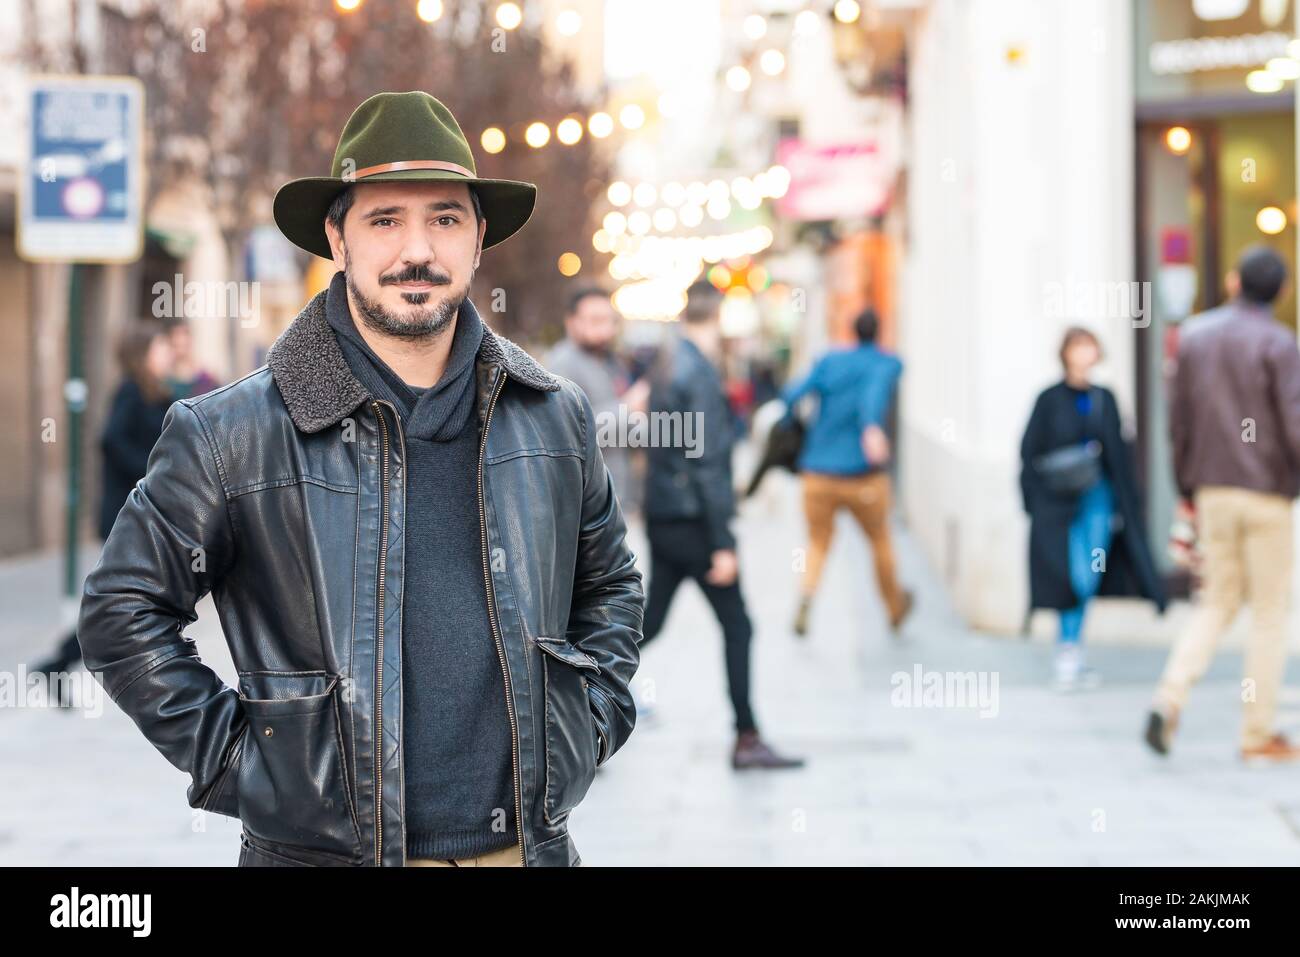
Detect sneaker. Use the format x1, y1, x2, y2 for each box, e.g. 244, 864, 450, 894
732, 730, 805, 770
1144, 707, 1178, 756
1052, 644, 1082, 692
1241, 733, 1300, 764
792, 597, 811, 638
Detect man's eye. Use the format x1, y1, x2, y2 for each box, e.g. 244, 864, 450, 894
372, 218, 396, 227
435, 216, 457, 226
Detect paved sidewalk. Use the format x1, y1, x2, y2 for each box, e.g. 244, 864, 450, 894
2, 474, 1299, 865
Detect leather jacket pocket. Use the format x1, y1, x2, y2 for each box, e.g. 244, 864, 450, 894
235, 675, 362, 860
534, 637, 600, 824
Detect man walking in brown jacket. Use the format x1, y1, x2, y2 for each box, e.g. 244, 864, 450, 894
1147, 246, 1300, 762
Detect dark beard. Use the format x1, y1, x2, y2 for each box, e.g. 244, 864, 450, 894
344, 250, 469, 339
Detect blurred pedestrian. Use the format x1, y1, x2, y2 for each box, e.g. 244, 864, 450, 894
1020, 327, 1166, 691
1147, 246, 1300, 762
163, 317, 220, 399
783, 308, 911, 638
32, 322, 174, 705
545, 287, 648, 516
641, 279, 804, 770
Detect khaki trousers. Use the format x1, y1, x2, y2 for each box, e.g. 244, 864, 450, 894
407, 843, 523, 867
1155, 485, 1294, 748
800, 470, 906, 621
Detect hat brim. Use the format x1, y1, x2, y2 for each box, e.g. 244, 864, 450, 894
273, 169, 537, 261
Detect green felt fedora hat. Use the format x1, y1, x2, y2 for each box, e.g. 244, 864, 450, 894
273, 91, 537, 260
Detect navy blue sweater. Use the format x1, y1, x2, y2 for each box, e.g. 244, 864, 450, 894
325, 273, 516, 859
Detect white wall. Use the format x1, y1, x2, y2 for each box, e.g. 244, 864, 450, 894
900, 0, 1136, 633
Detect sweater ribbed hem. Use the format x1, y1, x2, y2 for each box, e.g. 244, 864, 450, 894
406, 828, 517, 861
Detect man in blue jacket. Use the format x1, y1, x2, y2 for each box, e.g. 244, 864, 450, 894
783, 308, 912, 637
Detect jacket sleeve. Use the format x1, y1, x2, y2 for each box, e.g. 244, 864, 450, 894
685, 370, 739, 552
780, 360, 820, 411
565, 383, 644, 767
859, 355, 903, 428
1265, 332, 1300, 471
1019, 392, 1045, 513
78, 399, 247, 818
1169, 338, 1194, 499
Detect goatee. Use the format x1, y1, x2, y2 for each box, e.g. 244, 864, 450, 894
344, 255, 470, 339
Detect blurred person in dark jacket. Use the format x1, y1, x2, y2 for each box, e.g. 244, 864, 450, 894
1147, 246, 1300, 762
641, 279, 804, 770
32, 323, 174, 704
545, 287, 648, 517
1020, 326, 1166, 692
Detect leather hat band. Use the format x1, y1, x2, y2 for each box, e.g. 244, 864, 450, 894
352, 159, 474, 180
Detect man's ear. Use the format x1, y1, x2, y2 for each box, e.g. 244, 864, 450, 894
473, 216, 487, 270
324, 217, 347, 272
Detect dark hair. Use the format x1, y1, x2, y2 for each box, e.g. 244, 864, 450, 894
118, 323, 171, 404
325, 182, 483, 236
681, 279, 723, 324
567, 286, 610, 317
853, 307, 879, 344
1059, 325, 1102, 369
1236, 245, 1287, 304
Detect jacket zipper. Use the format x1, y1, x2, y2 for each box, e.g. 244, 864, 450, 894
372, 399, 392, 866
478, 370, 526, 866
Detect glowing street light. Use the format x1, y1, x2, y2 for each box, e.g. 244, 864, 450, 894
1257, 205, 1288, 234
556, 9, 582, 36
495, 2, 522, 30
588, 112, 615, 138
1247, 69, 1284, 93
633, 182, 657, 207
416, 0, 443, 22
760, 49, 785, 75
525, 121, 550, 148
603, 211, 628, 235
557, 117, 583, 144
726, 65, 752, 92
1164, 126, 1192, 155
1266, 56, 1300, 80
607, 181, 632, 207
834, 0, 861, 24
619, 104, 646, 130
480, 127, 506, 154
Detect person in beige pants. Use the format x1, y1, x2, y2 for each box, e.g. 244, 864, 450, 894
1147, 246, 1300, 762
1152, 487, 1293, 755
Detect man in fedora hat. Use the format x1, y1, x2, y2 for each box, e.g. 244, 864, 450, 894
78, 91, 644, 867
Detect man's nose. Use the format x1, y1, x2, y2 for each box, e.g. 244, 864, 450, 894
399, 223, 436, 265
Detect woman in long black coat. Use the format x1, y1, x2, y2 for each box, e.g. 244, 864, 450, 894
1020, 327, 1166, 690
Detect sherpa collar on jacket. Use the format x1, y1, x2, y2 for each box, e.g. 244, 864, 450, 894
266, 282, 560, 434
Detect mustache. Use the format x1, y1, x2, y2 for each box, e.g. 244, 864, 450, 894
380, 264, 452, 286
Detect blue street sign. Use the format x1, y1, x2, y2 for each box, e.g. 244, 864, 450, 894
18, 75, 144, 263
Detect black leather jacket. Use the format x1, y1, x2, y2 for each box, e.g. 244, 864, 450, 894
642, 336, 738, 550
77, 289, 643, 867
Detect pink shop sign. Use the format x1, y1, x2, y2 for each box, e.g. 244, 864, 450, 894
775, 139, 893, 222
